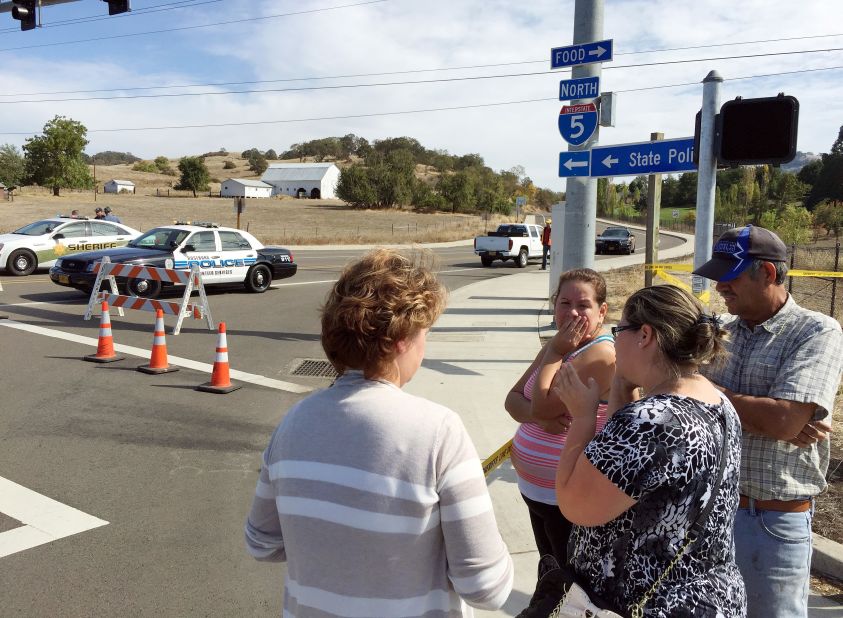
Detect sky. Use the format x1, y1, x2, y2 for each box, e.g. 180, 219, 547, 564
0, 0, 841, 191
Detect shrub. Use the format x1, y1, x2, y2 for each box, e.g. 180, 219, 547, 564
223, 160, 236, 169
132, 161, 157, 173
248, 152, 268, 174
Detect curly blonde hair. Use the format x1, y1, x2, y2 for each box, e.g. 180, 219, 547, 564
321, 248, 447, 378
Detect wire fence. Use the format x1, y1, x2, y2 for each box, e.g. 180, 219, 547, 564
786, 242, 842, 321
604, 210, 696, 235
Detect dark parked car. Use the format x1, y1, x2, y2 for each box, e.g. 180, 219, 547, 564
595, 226, 636, 255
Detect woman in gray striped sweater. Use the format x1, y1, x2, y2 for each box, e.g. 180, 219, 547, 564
245, 248, 514, 617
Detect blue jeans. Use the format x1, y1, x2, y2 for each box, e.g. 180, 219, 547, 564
734, 500, 812, 618
541, 245, 550, 269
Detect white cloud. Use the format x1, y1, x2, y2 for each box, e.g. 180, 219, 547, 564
0, 0, 841, 188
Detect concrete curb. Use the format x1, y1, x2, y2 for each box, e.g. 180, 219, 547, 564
813, 534, 843, 581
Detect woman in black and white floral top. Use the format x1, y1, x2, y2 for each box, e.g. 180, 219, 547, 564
553, 285, 746, 617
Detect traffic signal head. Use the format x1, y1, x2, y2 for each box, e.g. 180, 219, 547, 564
12, 1, 37, 31
101, 0, 131, 15
716, 94, 799, 166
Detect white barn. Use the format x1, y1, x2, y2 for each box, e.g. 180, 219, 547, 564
104, 179, 135, 194
261, 163, 340, 199
220, 178, 273, 198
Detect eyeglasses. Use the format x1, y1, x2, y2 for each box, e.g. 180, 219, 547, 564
611, 324, 640, 337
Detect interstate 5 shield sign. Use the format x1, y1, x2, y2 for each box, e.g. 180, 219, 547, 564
558, 102, 598, 146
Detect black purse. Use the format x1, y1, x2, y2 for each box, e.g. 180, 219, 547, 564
518, 412, 729, 618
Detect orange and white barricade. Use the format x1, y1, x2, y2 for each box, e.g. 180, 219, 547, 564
83, 256, 214, 335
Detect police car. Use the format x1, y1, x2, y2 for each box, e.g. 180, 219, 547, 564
0, 216, 140, 276
49, 222, 297, 298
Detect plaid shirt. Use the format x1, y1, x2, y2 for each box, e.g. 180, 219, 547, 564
702, 295, 843, 500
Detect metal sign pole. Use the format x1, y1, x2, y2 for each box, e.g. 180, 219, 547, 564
561, 0, 604, 272
692, 70, 723, 304
645, 132, 664, 287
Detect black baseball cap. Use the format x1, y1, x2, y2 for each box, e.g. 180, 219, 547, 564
95, 207, 103, 213
693, 225, 787, 282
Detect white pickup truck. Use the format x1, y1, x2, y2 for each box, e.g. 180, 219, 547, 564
473, 223, 545, 267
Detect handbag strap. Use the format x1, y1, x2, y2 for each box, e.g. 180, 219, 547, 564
629, 410, 729, 618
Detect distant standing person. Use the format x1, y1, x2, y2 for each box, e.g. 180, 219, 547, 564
70, 209, 80, 218
245, 248, 513, 616
695, 225, 843, 618
103, 206, 121, 223
94, 207, 106, 220
541, 220, 552, 270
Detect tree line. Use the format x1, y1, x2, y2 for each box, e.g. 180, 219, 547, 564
0, 120, 564, 215
331, 136, 563, 214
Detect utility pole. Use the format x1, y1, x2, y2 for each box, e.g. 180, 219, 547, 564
561, 0, 604, 272
692, 71, 723, 302
644, 132, 664, 287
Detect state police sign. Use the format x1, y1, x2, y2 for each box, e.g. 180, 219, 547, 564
558, 102, 598, 146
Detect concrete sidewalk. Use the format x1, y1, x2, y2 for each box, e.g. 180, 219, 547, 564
405, 231, 843, 616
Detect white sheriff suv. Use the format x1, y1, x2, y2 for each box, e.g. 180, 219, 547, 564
1, 216, 141, 276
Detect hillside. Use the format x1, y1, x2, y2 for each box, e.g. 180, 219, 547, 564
781, 150, 821, 173
92, 153, 442, 193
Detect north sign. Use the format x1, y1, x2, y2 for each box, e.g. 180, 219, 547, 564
590, 137, 697, 177
558, 102, 598, 146
558, 151, 590, 178
559, 76, 600, 102
550, 39, 613, 69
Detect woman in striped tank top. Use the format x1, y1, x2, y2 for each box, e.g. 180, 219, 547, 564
505, 268, 616, 569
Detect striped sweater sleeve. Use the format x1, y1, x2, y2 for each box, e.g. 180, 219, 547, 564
244, 449, 286, 562
436, 413, 514, 610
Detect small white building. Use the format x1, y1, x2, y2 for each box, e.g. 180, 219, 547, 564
261, 163, 340, 199
104, 179, 135, 194
220, 178, 273, 198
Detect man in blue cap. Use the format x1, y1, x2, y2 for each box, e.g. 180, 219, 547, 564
695, 225, 843, 618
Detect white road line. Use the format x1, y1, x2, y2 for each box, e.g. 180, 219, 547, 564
0, 477, 109, 559
271, 279, 338, 288
0, 298, 82, 308
0, 320, 313, 394
440, 267, 487, 274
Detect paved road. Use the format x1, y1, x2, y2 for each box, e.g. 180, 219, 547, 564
0, 230, 686, 616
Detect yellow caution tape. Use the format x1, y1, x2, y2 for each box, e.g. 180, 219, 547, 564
643, 264, 710, 302
652, 269, 692, 291
645, 264, 843, 278
645, 263, 693, 272
788, 269, 843, 278
482, 439, 513, 477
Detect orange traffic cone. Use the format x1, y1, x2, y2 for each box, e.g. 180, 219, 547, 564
85, 301, 125, 363
138, 309, 179, 374
197, 322, 241, 393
